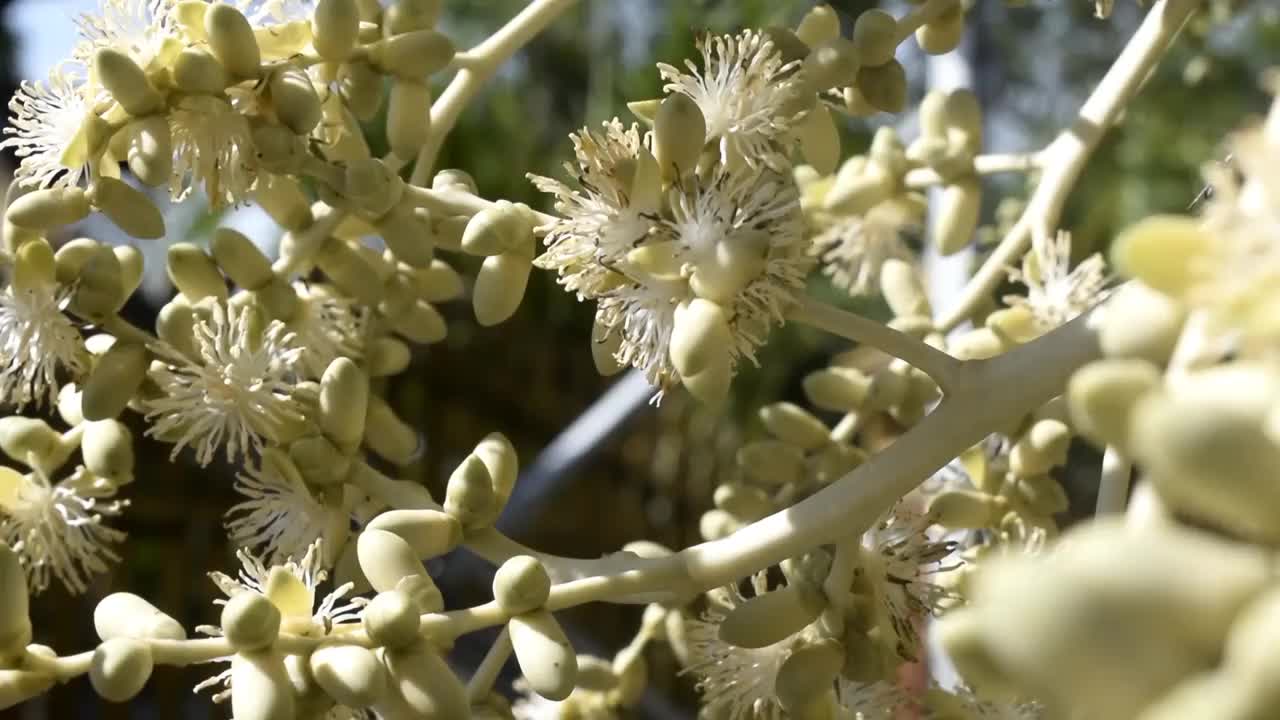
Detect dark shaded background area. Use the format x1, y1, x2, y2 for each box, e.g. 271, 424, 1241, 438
0, 1, 1277, 718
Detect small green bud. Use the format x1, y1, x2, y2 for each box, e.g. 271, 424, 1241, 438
509, 610, 577, 701
313, 0, 360, 60
268, 67, 322, 134
82, 420, 134, 485
167, 243, 228, 302
90, 638, 153, 702
368, 30, 455, 79
386, 79, 432, 159
205, 3, 261, 79
222, 592, 281, 652
288, 434, 351, 487
319, 357, 369, 453
760, 402, 830, 451
811, 442, 865, 484
70, 244, 124, 322
94, 593, 186, 642
310, 645, 388, 708
94, 49, 163, 116
699, 508, 741, 540
443, 455, 496, 531
462, 202, 530, 257
124, 116, 173, 187
91, 177, 164, 239
363, 589, 420, 649
682, 358, 732, 409
114, 246, 143, 309
492, 556, 551, 615
230, 651, 296, 720
852, 10, 898, 66
856, 58, 907, 113
719, 582, 826, 649
473, 251, 532, 327
654, 93, 706, 179
7, 187, 90, 230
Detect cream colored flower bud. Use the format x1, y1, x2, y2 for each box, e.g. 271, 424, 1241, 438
462, 202, 529, 257
682, 358, 732, 409
81, 420, 133, 485
11, 239, 54, 293
251, 277, 298, 322
760, 402, 830, 451
172, 46, 229, 94
880, 259, 931, 318
927, 489, 1001, 529
713, 482, 773, 523
932, 178, 981, 255
94, 593, 185, 642
366, 338, 412, 377
473, 252, 532, 327
57, 385, 85, 427
933, 608, 1020, 699
775, 639, 844, 712
123, 116, 172, 187
313, 0, 360, 60
364, 396, 419, 465
443, 455, 495, 531
363, 589, 420, 649
856, 58, 907, 114
114, 246, 143, 306
211, 228, 272, 291
358, 529, 433, 593
90, 177, 164, 240
94, 48, 162, 116
388, 300, 447, 344
474, 432, 518, 508
166, 243, 227, 302
318, 357, 368, 453
795, 103, 841, 176
311, 645, 387, 708
654, 93, 706, 179
796, 4, 840, 48
944, 90, 983, 153
736, 440, 805, 487
590, 320, 624, 377
7, 187, 90, 230
255, 176, 312, 232
1009, 419, 1071, 477
376, 203, 434, 268
396, 573, 443, 614
287, 435, 350, 487
68, 243, 123, 322
222, 592, 281, 652
0, 668, 55, 710
509, 610, 577, 701
803, 367, 871, 413
369, 30, 455, 79
315, 239, 384, 306
699, 508, 740, 540
340, 61, 384, 122
1067, 359, 1160, 451
800, 38, 859, 96
0, 542, 31, 660
0, 417, 60, 463
384, 0, 441, 35
668, 298, 731, 380
812, 442, 865, 484
1131, 365, 1280, 542
1098, 282, 1185, 365
1110, 215, 1209, 297
155, 300, 198, 359
823, 159, 891, 215
1224, 588, 1280, 683
231, 651, 296, 720
916, 4, 964, 55
367, 509, 461, 560
384, 640, 470, 718
89, 638, 152, 702
206, 3, 261, 79
386, 80, 432, 158
984, 306, 1038, 345
493, 556, 551, 615
852, 10, 897, 66
719, 582, 826, 649
268, 67, 322, 135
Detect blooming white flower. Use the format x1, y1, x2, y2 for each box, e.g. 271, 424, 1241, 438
224, 455, 350, 567
511, 677, 617, 720
657, 30, 801, 168
1004, 231, 1109, 332
814, 201, 920, 297
196, 540, 364, 704
290, 282, 368, 379
835, 678, 905, 719
863, 507, 960, 662
169, 94, 258, 207
922, 684, 1044, 720
73, 0, 179, 72
0, 464, 126, 594
0, 281, 85, 409
143, 302, 304, 466
1, 65, 99, 190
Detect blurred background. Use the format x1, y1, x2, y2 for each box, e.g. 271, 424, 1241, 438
0, 0, 1277, 717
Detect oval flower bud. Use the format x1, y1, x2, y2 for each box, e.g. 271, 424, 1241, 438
0, 668, 55, 710
366, 337, 412, 377
932, 178, 981, 255
71, 244, 124, 322
357, 529, 434, 593
312, 0, 360, 60
590, 320, 624, 377
852, 9, 898, 66
211, 228, 273, 291
82, 420, 134, 485
801, 37, 859, 94
760, 402, 830, 451
508, 610, 577, 701
823, 158, 892, 215
926, 489, 1001, 529
0, 417, 61, 463
7, 187, 91, 230
364, 396, 420, 465
1110, 215, 1211, 297
172, 46, 229, 94
11, 239, 55, 294
94, 48, 163, 116
388, 300, 447, 345
473, 252, 532, 327
383, 0, 441, 35
386, 80, 432, 159
916, 4, 965, 55
669, 298, 732, 380
1009, 419, 1071, 477
474, 432, 518, 509
880, 258, 931, 318
221, 592, 282, 652
795, 102, 841, 176
443, 455, 496, 531
461, 202, 529, 257
319, 357, 368, 454
410, 259, 464, 303
0, 542, 31, 659
1067, 359, 1162, 451
774, 638, 844, 712
363, 589, 420, 649
492, 556, 551, 615
795, 4, 841, 48
316, 239, 385, 306
90, 638, 153, 702
713, 482, 773, 523
855, 58, 907, 114
369, 30, 455, 79
654, 93, 706, 179
167, 243, 228, 302
1097, 282, 1185, 365
124, 116, 172, 187
310, 645, 387, 709
269, 67, 322, 135
719, 582, 826, 649
376, 202, 434, 268
114, 246, 143, 308
156, 300, 198, 359
367, 509, 461, 560
205, 3, 261, 79
803, 367, 871, 413
383, 640, 471, 718
94, 592, 185, 642
340, 60, 384, 122
231, 651, 296, 720
254, 176, 312, 232
91, 177, 164, 239
735, 440, 806, 488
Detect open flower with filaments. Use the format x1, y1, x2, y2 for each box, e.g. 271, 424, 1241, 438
1, 64, 99, 190
814, 201, 920, 297
143, 302, 304, 466
290, 282, 368, 379
72, 0, 179, 71
0, 465, 126, 594
224, 455, 349, 567
0, 281, 85, 409
863, 507, 961, 661
169, 94, 258, 207
1004, 230, 1109, 333
657, 30, 801, 168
